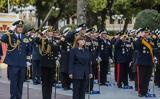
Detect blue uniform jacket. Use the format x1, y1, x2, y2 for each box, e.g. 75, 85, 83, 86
31, 38, 41, 60
114, 39, 131, 63
98, 38, 112, 60
1, 33, 31, 67
135, 37, 153, 66
69, 48, 92, 79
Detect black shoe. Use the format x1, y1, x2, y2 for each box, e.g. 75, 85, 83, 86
138, 94, 145, 97
100, 83, 106, 86
33, 82, 39, 85
36, 81, 41, 84
117, 84, 122, 88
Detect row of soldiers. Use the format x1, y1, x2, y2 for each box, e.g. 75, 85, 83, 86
1, 20, 160, 99
28, 23, 160, 97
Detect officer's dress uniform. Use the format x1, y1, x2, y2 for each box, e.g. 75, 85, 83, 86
36, 37, 59, 99
126, 38, 134, 81
60, 40, 72, 90
31, 38, 41, 84
113, 37, 119, 82
69, 48, 92, 99
0, 42, 3, 62
135, 37, 153, 96
85, 36, 98, 91
154, 38, 160, 87
115, 39, 131, 87
98, 37, 112, 85
1, 32, 30, 99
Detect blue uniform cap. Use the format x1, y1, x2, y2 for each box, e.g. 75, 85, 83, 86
12, 20, 24, 27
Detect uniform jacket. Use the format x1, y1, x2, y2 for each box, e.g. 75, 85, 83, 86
36, 37, 60, 68
135, 37, 153, 66
98, 37, 112, 60
1, 33, 31, 67
31, 38, 41, 60
114, 39, 131, 63
60, 40, 72, 73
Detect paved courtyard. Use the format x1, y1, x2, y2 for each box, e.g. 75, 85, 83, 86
0, 63, 160, 99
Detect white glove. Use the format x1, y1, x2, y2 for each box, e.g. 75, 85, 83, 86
96, 57, 102, 63
109, 58, 113, 64
56, 60, 60, 66
26, 62, 31, 69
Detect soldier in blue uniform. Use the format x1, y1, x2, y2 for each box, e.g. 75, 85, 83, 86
0, 42, 3, 60
59, 29, 72, 90
135, 28, 154, 97
30, 29, 41, 85
85, 28, 99, 92
36, 26, 60, 99
115, 34, 132, 88
98, 31, 112, 85
1, 20, 31, 99
0, 41, 3, 78
113, 32, 121, 82
69, 36, 93, 99
152, 34, 160, 87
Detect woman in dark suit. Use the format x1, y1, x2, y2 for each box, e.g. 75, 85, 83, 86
69, 36, 93, 99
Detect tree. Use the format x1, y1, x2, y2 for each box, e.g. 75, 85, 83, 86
112, 0, 139, 32
112, 0, 160, 32
0, 0, 7, 12
0, 0, 35, 13
35, 0, 77, 28
134, 9, 160, 30
88, 0, 107, 13
87, 0, 109, 30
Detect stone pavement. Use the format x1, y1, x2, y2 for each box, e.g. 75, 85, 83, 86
0, 80, 71, 99
0, 64, 160, 99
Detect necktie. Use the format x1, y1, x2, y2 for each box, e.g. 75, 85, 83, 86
18, 34, 21, 39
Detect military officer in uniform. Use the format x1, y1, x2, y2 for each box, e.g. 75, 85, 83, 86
98, 31, 112, 85
135, 28, 154, 97
115, 34, 132, 88
153, 34, 160, 87
59, 29, 72, 90
1, 20, 31, 99
85, 28, 99, 92
0, 41, 3, 78
30, 29, 41, 85
36, 26, 60, 99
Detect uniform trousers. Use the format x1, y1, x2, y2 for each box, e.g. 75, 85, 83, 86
154, 64, 160, 87
61, 72, 71, 89
136, 65, 152, 95
117, 62, 129, 87
8, 66, 26, 99
100, 60, 109, 84
32, 60, 41, 82
41, 67, 55, 99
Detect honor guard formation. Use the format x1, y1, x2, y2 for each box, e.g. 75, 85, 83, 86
1, 20, 160, 99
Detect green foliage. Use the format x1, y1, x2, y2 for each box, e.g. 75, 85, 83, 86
0, 0, 35, 12
88, 0, 107, 13
112, 0, 135, 17
134, 9, 160, 30
0, 0, 7, 12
